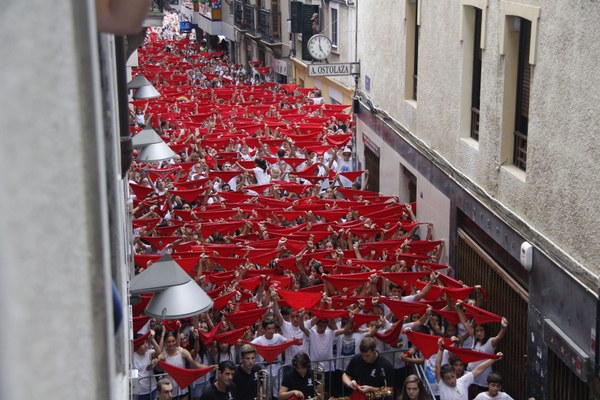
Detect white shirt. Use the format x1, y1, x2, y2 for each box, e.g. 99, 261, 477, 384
308, 328, 337, 372
280, 320, 311, 364
438, 371, 474, 400
474, 392, 514, 400
468, 338, 495, 386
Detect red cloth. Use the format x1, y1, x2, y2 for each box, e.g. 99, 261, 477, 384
375, 320, 404, 346
445, 346, 501, 363
243, 338, 301, 363
352, 313, 379, 329
162, 320, 181, 333
432, 309, 468, 326
197, 321, 224, 345
140, 236, 179, 251
406, 331, 453, 359
277, 289, 322, 311
168, 187, 206, 203
350, 391, 367, 400
172, 255, 200, 275
134, 254, 162, 268
133, 331, 151, 351
158, 360, 216, 389
237, 276, 263, 292
443, 287, 475, 302
322, 273, 370, 294
461, 303, 503, 325
225, 307, 269, 328
268, 275, 291, 290
203, 272, 236, 286
379, 272, 430, 287
130, 183, 156, 199
379, 298, 428, 319
213, 291, 237, 311
132, 294, 152, 317
133, 316, 151, 333
309, 308, 350, 320
214, 326, 249, 345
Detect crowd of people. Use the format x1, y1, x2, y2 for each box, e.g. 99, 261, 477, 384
129, 13, 514, 400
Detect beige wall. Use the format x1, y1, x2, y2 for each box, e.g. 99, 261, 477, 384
358, 0, 600, 281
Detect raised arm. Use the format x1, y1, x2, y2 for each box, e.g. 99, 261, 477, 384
491, 317, 509, 348
471, 352, 503, 379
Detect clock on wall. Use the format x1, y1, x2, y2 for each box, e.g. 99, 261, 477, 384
307, 34, 332, 61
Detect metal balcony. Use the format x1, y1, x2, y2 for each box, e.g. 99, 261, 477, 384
244, 4, 257, 37
234, 0, 245, 30
258, 9, 282, 44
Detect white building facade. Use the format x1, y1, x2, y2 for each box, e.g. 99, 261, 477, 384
355, 0, 600, 398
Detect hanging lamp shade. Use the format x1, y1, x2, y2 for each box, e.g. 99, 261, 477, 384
136, 141, 176, 162
133, 85, 161, 99
132, 128, 163, 148
130, 254, 190, 295
127, 74, 153, 90
144, 280, 214, 320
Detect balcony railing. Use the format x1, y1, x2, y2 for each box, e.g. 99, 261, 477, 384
258, 9, 281, 44
244, 4, 256, 36
234, 0, 245, 29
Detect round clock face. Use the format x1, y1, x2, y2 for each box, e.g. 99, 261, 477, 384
308, 34, 332, 60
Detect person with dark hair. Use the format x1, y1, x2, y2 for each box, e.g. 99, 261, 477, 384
342, 337, 395, 399
252, 318, 287, 398
435, 338, 503, 400
279, 353, 318, 400
456, 300, 509, 398
473, 373, 514, 400
201, 361, 239, 400
133, 330, 162, 400
398, 375, 431, 400
233, 344, 261, 400
159, 331, 208, 399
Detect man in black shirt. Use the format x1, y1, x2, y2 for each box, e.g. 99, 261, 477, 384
202, 361, 239, 400
342, 338, 395, 399
233, 344, 262, 400
279, 353, 318, 400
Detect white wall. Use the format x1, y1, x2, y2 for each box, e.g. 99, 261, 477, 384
0, 1, 120, 399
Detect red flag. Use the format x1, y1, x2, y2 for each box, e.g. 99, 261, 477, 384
322, 273, 370, 294
197, 321, 224, 345
352, 313, 379, 329
461, 303, 502, 325
244, 338, 301, 363
133, 316, 150, 333
309, 308, 350, 320
445, 346, 501, 364
379, 298, 428, 319
214, 326, 249, 345
158, 360, 216, 389
213, 291, 237, 311
375, 320, 404, 346
277, 289, 322, 311
443, 287, 475, 302
379, 272, 430, 287
133, 331, 151, 351
225, 307, 269, 328
406, 331, 453, 359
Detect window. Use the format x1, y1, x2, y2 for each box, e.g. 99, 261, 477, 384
404, 0, 420, 101
470, 8, 483, 140
331, 8, 338, 47
499, 1, 539, 173
513, 18, 531, 171
459, 1, 487, 141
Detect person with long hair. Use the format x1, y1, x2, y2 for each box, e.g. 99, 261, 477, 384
398, 375, 431, 400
